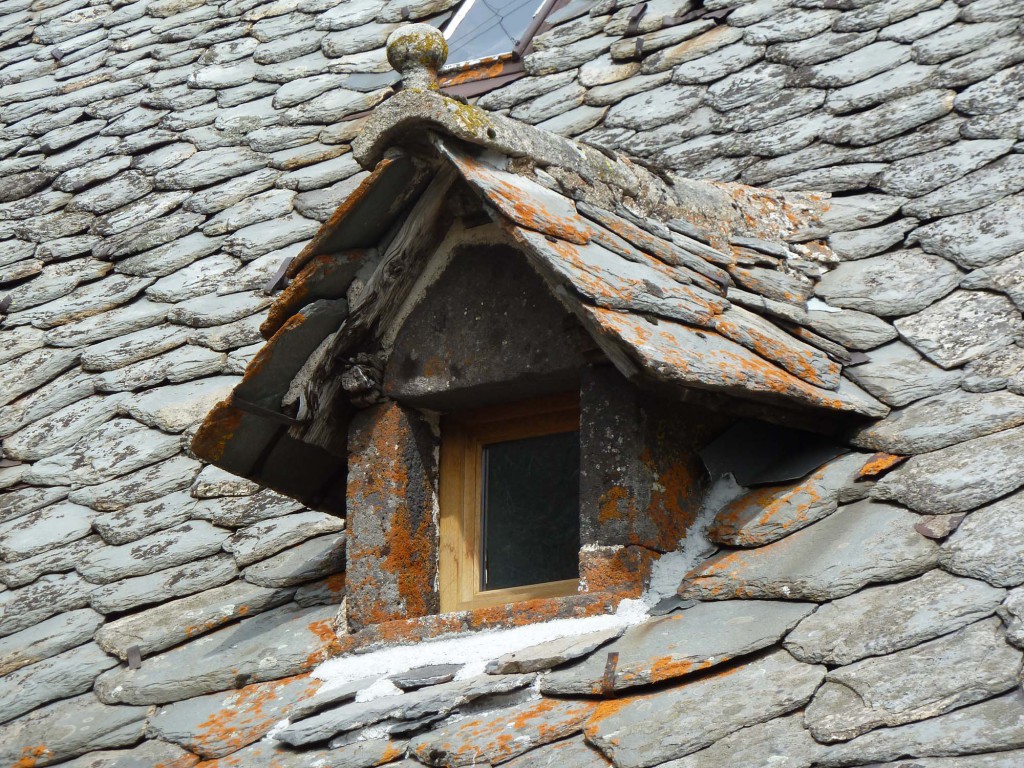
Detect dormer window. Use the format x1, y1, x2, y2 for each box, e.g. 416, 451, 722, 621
439, 394, 581, 612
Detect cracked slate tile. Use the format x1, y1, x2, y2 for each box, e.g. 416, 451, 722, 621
410, 697, 596, 767
149, 672, 321, 758
0, 571, 92, 638
806, 307, 898, 350
873, 425, 1024, 516
681, 499, 939, 602
894, 289, 1022, 369
225, 511, 344, 567
89, 553, 238, 614
903, 153, 1024, 220
941, 488, 1024, 587
1, 393, 126, 462
0, 501, 95, 560
121, 376, 237, 432
42, 740, 200, 768
805, 617, 1021, 742
243, 532, 345, 588
707, 453, 867, 547
92, 490, 196, 545
91, 344, 227, 393
281, 673, 536, 747
910, 195, 1024, 269
0, 641, 120, 726
69, 454, 202, 511
961, 343, 1024, 392
817, 690, 1024, 767
877, 3, 960, 43
877, 138, 1015, 197
815, 248, 961, 317
785, 568, 1005, 666
96, 578, 295, 660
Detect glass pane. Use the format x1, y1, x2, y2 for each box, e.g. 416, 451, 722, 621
481, 430, 580, 591
445, 0, 547, 64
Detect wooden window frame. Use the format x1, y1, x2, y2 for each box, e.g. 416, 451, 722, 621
439, 392, 581, 613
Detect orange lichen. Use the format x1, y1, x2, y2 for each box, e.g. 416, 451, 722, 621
439, 60, 505, 87
580, 547, 656, 596
190, 401, 244, 464
857, 452, 907, 479
12, 746, 49, 768
189, 675, 320, 758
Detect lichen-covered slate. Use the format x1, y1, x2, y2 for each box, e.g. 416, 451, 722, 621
410, 697, 598, 767
541, 599, 814, 694
1, 0, 1023, 764
585, 649, 825, 768
707, 452, 867, 547
94, 603, 339, 705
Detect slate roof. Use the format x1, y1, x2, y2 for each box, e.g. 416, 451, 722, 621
0, 0, 1023, 765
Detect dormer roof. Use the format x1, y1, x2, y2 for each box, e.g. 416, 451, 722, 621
192, 78, 885, 505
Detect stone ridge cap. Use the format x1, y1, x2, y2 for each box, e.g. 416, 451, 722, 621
351, 88, 831, 250
352, 89, 648, 201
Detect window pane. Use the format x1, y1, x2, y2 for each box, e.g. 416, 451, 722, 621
481, 430, 580, 591
445, 0, 547, 64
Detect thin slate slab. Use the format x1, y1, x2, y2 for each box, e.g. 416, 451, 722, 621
814, 249, 962, 317
0, 693, 148, 768
844, 340, 961, 407
785, 569, 1006, 665
817, 690, 1024, 767
500, 735, 611, 768
278, 674, 535, 747
805, 617, 1022, 743
581, 305, 887, 418
42, 740, 199, 768
941, 489, 1024, 587
409, 697, 598, 767
89, 553, 239, 614
894, 289, 1023, 369
680, 500, 939, 602
872, 425, 1024, 515
850, 389, 1024, 455
0, 607, 103, 675
149, 673, 321, 758
487, 627, 622, 675
243, 532, 346, 588
708, 453, 866, 547
94, 603, 339, 705
541, 600, 814, 695
658, 713, 827, 768
0, 571, 92, 638
223, 510, 344, 566
0, 641, 119, 725
77, 521, 229, 584
584, 649, 825, 768
94, 579, 295, 659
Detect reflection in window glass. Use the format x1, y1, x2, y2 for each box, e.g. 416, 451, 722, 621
481, 430, 580, 591
444, 0, 548, 65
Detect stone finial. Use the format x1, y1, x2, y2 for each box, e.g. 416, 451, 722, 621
386, 24, 448, 91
